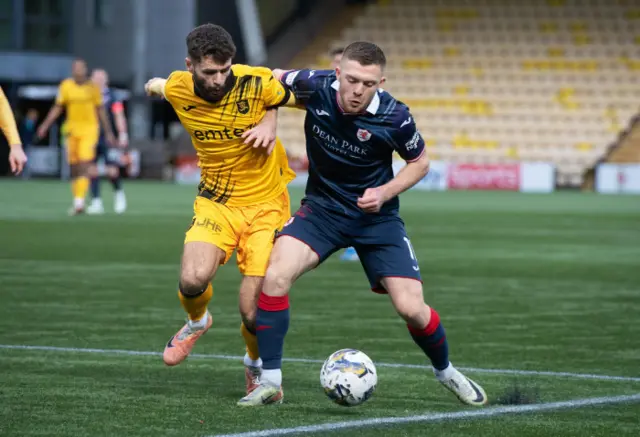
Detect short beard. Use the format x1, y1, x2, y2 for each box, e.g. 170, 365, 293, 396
193, 72, 235, 103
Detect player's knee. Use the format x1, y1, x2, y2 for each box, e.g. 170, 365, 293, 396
263, 264, 293, 296
87, 165, 98, 178
239, 296, 257, 327
396, 301, 430, 327
389, 285, 427, 324
107, 166, 118, 179
240, 313, 256, 332
77, 162, 92, 177
179, 270, 211, 296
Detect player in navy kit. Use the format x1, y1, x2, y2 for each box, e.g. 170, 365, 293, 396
237, 42, 488, 407
87, 68, 129, 215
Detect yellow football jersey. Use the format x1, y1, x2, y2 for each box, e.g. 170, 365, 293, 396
164, 65, 295, 206
55, 78, 102, 134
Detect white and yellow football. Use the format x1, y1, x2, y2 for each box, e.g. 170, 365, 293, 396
320, 348, 377, 406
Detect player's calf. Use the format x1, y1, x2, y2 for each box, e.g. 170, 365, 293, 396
239, 276, 264, 394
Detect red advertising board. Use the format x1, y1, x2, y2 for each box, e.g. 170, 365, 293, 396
448, 163, 520, 191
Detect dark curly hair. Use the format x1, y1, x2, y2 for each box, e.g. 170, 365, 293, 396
342, 41, 386, 70
186, 24, 237, 64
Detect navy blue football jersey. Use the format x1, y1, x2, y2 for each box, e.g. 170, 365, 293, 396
281, 69, 425, 217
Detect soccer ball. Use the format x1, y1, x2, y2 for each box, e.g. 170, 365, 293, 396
320, 349, 377, 406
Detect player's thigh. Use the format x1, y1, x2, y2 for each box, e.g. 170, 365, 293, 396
66, 136, 80, 165
264, 235, 320, 295
183, 196, 241, 278
77, 131, 99, 163
236, 190, 291, 277
356, 217, 422, 294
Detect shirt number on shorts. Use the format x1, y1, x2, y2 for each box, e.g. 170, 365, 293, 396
403, 237, 420, 271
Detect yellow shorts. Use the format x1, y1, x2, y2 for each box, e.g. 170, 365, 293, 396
184, 190, 291, 276
66, 130, 99, 164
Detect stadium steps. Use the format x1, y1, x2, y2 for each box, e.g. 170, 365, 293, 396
606, 118, 640, 164
582, 115, 640, 190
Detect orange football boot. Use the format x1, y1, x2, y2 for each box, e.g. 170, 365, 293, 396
163, 312, 212, 366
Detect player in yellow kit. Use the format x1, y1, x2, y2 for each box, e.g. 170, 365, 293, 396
0, 86, 28, 175
145, 24, 294, 399
37, 59, 115, 215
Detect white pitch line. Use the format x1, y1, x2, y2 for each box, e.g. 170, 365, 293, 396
1, 344, 640, 383
208, 393, 640, 437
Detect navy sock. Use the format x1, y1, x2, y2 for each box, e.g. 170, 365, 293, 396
110, 176, 122, 191
90, 176, 100, 199
256, 292, 290, 370
408, 308, 450, 371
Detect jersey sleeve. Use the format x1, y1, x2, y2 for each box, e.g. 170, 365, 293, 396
110, 90, 124, 113
55, 81, 67, 106
388, 111, 425, 162
261, 71, 290, 108
280, 69, 333, 106
163, 71, 182, 106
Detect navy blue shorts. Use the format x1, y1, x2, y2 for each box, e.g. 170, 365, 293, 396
278, 201, 422, 293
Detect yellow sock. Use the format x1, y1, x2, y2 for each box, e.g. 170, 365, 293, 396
241, 322, 260, 360
75, 176, 90, 199
71, 178, 80, 198
178, 283, 213, 321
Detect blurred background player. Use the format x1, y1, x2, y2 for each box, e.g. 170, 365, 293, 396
145, 24, 293, 397
329, 47, 344, 69
36, 59, 116, 215
87, 68, 129, 215
1, 86, 28, 175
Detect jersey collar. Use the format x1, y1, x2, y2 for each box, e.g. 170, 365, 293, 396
331, 80, 380, 115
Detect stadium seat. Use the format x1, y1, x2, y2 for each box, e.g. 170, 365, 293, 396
278, 0, 640, 186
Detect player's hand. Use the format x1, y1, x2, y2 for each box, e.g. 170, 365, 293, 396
8, 145, 27, 175
242, 122, 277, 155
144, 78, 164, 98
357, 187, 388, 213
36, 125, 48, 140
118, 132, 129, 148
144, 79, 154, 96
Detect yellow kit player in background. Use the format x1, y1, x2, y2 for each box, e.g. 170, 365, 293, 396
145, 24, 294, 398
0, 86, 28, 175
37, 59, 116, 215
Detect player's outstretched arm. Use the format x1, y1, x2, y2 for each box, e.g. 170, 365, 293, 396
111, 101, 129, 147
0, 87, 27, 175
36, 104, 63, 140
0, 87, 21, 148
145, 78, 167, 98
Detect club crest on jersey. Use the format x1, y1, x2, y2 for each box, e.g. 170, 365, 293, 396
356, 128, 372, 142
236, 99, 250, 114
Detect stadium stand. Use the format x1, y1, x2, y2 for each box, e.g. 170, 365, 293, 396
277, 0, 640, 187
